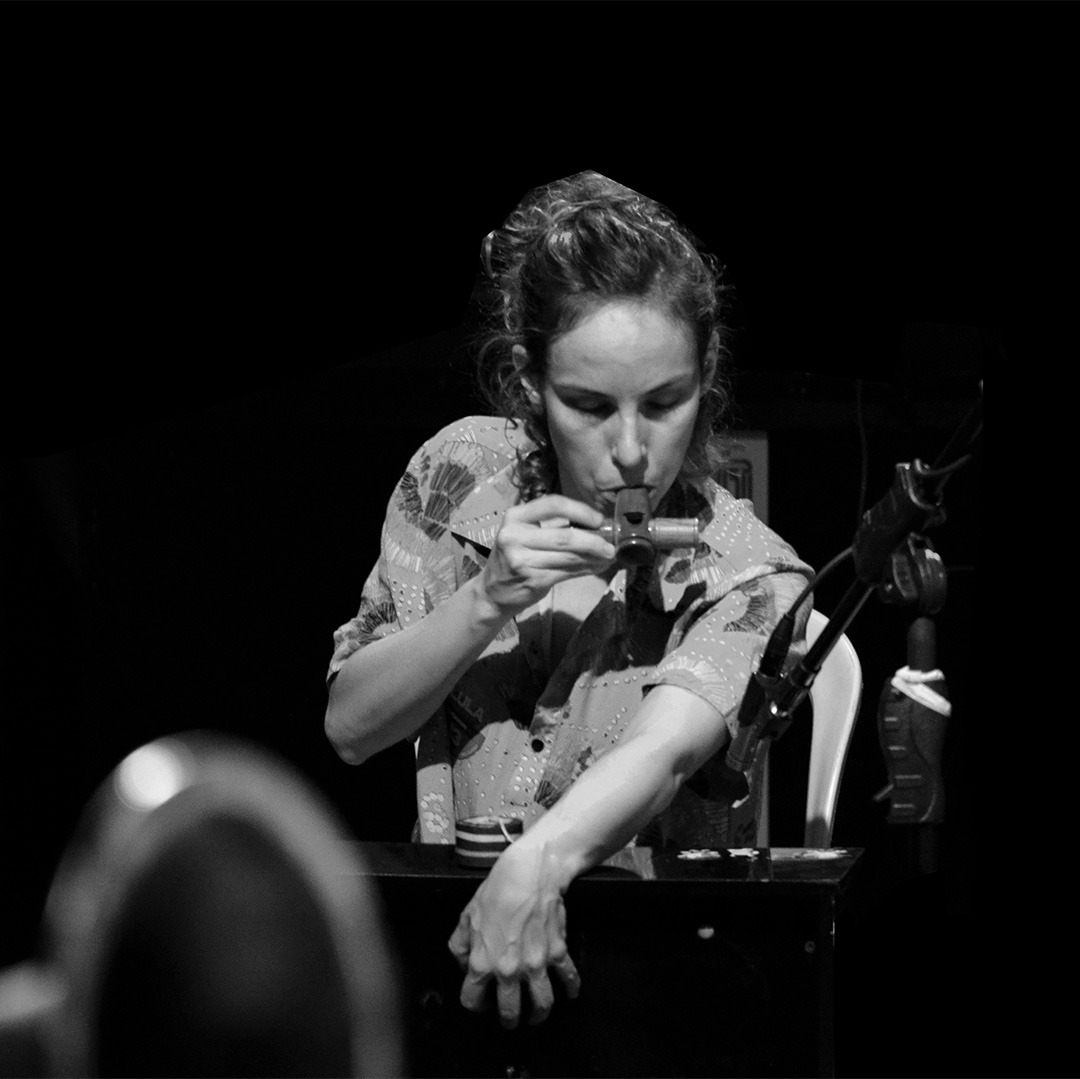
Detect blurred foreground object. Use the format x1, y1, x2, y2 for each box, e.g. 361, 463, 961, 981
0, 733, 401, 1078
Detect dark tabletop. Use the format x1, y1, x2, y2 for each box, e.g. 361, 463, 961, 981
345, 841, 862, 900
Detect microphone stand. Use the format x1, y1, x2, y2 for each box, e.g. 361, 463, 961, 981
712, 390, 983, 811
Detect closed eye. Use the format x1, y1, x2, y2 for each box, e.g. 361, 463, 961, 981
568, 398, 614, 417
558, 382, 696, 418
569, 397, 683, 418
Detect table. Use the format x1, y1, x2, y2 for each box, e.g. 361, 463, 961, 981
345, 843, 862, 1078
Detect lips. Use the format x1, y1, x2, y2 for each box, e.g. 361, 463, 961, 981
596, 486, 656, 515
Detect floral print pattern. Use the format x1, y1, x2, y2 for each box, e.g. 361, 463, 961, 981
329, 417, 813, 850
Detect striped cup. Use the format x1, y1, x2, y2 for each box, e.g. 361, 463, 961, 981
455, 815, 523, 869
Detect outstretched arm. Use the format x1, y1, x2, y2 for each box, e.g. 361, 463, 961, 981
449, 682, 729, 1028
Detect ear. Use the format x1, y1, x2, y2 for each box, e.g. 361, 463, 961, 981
512, 345, 543, 407
700, 331, 720, 393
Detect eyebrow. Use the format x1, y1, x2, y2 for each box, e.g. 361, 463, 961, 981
552, 374, 696, 397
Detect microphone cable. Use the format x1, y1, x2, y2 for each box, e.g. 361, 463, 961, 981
757, 544, 854, 682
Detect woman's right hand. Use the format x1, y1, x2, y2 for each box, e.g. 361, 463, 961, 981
476, 495, 616, 619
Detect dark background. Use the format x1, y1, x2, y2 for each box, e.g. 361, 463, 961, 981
0, 10, 1049, 1076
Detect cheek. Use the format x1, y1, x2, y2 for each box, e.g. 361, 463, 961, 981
679, 411, 699, 450
551, 426, 601, 468
660, 406, 699, 450
546, 406, 597, 455
649, 413, 699, 481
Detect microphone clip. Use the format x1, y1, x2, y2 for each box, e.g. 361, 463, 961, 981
878, 533, 948, 615
695, 666, 794, 808
853, 460, 945, 586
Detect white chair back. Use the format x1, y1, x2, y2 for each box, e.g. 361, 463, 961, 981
756, 609, 863, 848
803, 609, 863, 847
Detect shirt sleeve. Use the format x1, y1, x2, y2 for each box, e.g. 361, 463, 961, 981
648, 569, 811, 740
645, 486, 814, 740
326, 444, 460, 685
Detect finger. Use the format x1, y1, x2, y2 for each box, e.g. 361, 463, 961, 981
526, 970, 556, 1026
459, 969, 490, 1014
552, 953, 582, 1000
520, 524, 616, 561
448, 918, 471, 969
496, 978, 522, 1030
512, 495, 605, 529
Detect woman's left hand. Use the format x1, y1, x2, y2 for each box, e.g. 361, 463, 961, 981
448, 840, 581, 1028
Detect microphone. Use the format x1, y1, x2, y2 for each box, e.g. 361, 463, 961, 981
701, 546, 857, 807
722, 619, 794, 791
696, 384, 978, 817
695, 611, 798, 807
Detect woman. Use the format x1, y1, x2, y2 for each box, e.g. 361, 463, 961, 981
325, 172, 812, 1029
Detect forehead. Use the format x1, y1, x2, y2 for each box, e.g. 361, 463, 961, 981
546, 299, 698, 387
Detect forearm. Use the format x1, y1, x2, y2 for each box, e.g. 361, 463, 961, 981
507, 686, 727, 890
325, 576, 509, 764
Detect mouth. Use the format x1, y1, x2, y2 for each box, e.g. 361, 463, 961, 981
597, 486, 656, 514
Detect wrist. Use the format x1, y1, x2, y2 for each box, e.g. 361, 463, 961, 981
503, 827, 584, 893
467, 572, 521, 628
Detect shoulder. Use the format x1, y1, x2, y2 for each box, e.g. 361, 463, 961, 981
696, 477, 810, 575
407, 416, 530, 477
413, 415, 530, 459
700, 478, 764, 534
391, 418, 528, 544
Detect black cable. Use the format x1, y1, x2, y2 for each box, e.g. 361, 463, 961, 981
855, 378, 869, 531
916, 453, 976, 484
759, 545, 854, 678
930, 394, 983, 473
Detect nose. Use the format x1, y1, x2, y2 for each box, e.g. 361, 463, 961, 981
611, 411, 647, 474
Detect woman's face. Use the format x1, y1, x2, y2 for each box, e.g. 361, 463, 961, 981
519, 299, 713, 515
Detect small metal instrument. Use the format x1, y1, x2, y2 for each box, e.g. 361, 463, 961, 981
598, 487, 700, 567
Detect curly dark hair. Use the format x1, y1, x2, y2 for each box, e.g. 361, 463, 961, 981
475, 171, 732, 501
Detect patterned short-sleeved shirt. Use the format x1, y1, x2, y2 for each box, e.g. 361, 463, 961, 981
329, 416, 814, 849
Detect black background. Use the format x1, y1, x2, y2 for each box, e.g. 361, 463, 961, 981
0, 8, 1051, 1077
